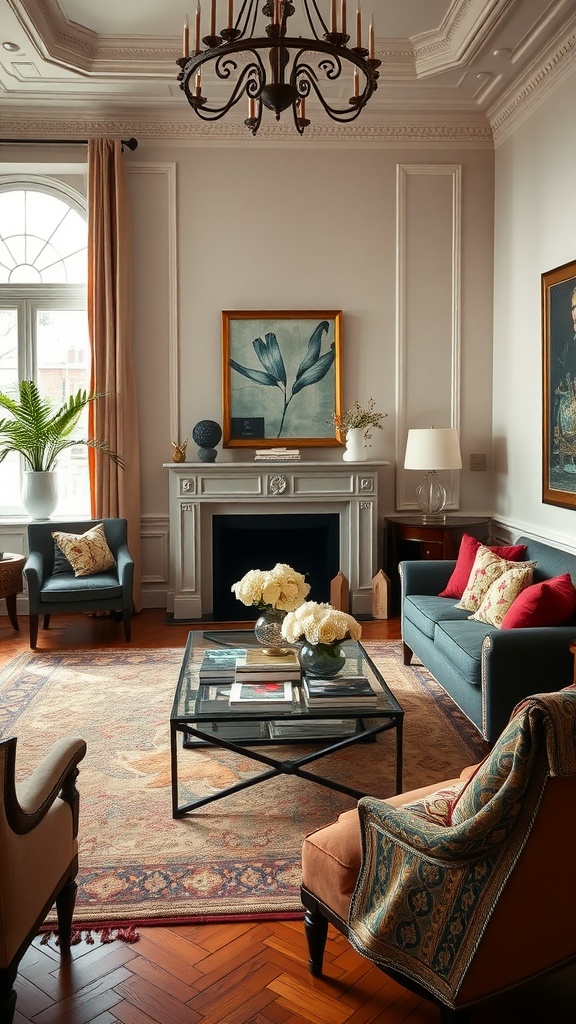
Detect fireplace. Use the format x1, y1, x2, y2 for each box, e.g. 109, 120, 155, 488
212, 512, 339, 619
165, 460, 383, 619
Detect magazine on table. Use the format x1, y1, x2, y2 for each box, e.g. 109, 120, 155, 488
199, 647, 247, 679
303, 675, 378, 707
228, 680, 294, 709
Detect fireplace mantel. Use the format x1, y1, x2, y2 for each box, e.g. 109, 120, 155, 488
164, 460, 387, 620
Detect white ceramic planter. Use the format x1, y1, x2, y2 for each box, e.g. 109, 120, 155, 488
342, 427, 367, 462
22, 471, 58, 520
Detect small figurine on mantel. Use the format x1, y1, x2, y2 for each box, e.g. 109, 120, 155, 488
171, 439, 188, 463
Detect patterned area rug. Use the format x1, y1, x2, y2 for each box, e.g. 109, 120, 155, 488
0, 641, 488, 926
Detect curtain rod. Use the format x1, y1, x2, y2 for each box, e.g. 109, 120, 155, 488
0, 137, 138, 152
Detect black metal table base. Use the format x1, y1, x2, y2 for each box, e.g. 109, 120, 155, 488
170, 715, 403, 817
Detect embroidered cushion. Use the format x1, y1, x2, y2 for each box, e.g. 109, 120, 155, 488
401, 783, 465, 826
469, 562, 535, 628
456, 544, 534, 614
52, 523, 115, 578
438, 533, 527, 599
501, 572, 576, 629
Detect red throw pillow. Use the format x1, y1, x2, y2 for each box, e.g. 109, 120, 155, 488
500, 573, 576, 629
438, 533, 528, 599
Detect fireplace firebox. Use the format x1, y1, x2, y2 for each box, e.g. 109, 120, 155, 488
212, 512, 339, 620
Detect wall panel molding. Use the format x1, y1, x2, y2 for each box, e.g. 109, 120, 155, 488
395, 163, 462, 511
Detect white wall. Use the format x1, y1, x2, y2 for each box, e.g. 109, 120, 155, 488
493, 65, 576, 549
130, 140, 495, 533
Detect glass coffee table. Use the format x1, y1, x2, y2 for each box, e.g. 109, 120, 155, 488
170, 630, 404, 817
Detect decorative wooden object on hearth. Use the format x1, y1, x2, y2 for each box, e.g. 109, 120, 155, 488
330, 571, 349, 612
371, 569, 390, 620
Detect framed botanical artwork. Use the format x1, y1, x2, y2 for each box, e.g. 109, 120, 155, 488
542, 259, 576, 509
222, 310, 343, 448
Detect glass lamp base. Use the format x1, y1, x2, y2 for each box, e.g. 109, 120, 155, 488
415, 471, 447, 520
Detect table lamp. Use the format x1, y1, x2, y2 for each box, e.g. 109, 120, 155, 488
404, 427, 462, 521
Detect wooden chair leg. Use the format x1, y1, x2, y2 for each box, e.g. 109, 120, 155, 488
402, 641, 413, 665
303, 904, 329, 977
29, 614, 39, 649
43, 614, 51, 630
56, 875, 77, 952
123, 609, 132, 642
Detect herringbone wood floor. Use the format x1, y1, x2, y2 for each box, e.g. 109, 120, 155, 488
3, 610, 576, 1023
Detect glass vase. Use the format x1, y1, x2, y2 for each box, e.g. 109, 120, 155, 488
253, 606, 289, 656
299, 640, 346, 678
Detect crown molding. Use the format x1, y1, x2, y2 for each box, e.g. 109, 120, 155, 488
0, 114, 494, 148
489, 26, 576, 146
413, 0, 515, 77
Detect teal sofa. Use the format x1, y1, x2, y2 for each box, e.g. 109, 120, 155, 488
400, 535, 576, 743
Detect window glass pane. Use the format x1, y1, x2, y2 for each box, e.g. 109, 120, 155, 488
0, 309, 20, 513
37, 309, 91, 516
0, 189, 87, 285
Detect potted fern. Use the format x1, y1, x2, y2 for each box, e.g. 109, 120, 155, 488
0, 379, 124, 519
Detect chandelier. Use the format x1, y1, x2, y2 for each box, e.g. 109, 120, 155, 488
176, 0, 381, 136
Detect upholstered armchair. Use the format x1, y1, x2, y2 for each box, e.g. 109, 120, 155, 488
24, 518, 134, 649
0, 735, 87, 1023
301, 689, 576, 1022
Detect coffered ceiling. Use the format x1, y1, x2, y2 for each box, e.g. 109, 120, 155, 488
0, 0, 574, 142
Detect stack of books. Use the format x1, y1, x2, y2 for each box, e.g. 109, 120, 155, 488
303, 675, 379, 708
234, 648, 300, 682
254, 447, 301, 462
228, 680, 294, 710
199, 647, 247, 683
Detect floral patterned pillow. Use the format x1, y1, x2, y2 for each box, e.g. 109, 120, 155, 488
51, 523, 115, 578
456, 543, 534, 614
469, 562, 535, 628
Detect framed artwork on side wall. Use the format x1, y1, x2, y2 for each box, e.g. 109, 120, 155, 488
222, 310, 343, 448
542, 258, 576, 509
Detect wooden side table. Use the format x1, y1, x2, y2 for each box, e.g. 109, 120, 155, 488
0, 553, 25, 631
384, 515, 492, 611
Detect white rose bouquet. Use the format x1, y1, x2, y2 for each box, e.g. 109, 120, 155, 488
231, 562, 310, 612
281, 600, 362, 646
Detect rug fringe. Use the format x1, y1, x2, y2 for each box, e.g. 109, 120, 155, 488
40, 924, 139, 945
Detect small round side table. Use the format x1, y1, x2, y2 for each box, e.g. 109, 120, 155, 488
0, 553, 25, 632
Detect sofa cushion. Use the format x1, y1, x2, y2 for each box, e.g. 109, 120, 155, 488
456, 544, 535, 614
403, 595, 470, 640
52, 523, 115, 578
501, 573, 576, 629
469, 562, 535, 628
433, 619, 495, 683
439, 533, 527, 599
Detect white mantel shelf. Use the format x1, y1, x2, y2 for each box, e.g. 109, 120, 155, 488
164, 460, 388, 620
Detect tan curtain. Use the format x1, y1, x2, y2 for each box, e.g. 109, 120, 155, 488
87, 138, 141, 610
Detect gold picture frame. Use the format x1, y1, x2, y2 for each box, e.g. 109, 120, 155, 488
542, 259, 576, 509
222, 309, 343, 448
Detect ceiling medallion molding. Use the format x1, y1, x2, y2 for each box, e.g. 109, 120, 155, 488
490, 28, 576, 146
0, 116, 493, 147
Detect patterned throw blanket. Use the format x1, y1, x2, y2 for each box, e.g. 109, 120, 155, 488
347, 689, 576, 1005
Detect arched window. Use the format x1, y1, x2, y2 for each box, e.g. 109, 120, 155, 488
0, 179, 90, 516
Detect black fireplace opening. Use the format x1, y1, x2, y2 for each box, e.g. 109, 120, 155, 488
212, 513, 340, 620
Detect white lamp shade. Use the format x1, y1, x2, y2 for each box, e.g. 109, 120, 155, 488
404, 428, 462, 471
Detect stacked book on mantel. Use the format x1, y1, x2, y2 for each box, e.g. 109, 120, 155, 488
302, 674, 379, 708
254, 447, 301, 462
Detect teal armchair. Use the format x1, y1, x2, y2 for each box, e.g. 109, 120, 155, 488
24, 518, 134, 649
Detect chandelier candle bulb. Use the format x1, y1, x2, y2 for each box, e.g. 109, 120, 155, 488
356, 7, 361, 48
183, 13, 189, 56
227, 0, 233, 28
369, 16, 374, 58
195, 2, 201, 52
195, 69, 202, 96
330, 0, 336, 33
354, 67, 359, 96
341, 0, 346, 35
210, 0, 216, 36
248, 96, 255, 118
